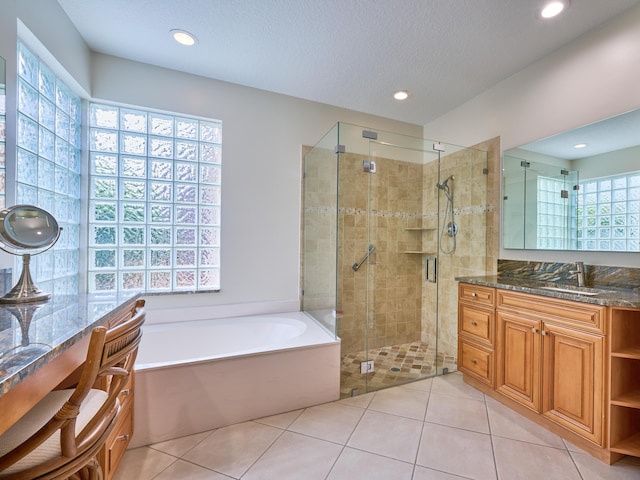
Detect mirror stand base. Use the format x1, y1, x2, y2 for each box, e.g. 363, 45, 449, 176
0, 254, 51, 304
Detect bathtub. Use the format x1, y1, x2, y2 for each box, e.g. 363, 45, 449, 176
131, 311, 340, 447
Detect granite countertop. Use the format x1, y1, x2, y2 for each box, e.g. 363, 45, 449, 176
456, 275, 640, 308
0, 292, 140, 398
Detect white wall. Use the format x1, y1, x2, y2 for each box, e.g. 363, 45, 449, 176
425, 4, 640, 268
1, 0, 423, 311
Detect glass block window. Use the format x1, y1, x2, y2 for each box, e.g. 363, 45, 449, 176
536, 176, 572, 249
577, 173, 640, 251
16, 42, 81, 294
88, 103, 221, 293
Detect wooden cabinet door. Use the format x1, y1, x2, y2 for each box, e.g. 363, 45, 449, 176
541, 323, 604, 445
496, 311, 541, 412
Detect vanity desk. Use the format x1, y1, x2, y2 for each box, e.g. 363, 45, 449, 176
457, 276, 640, 465
0, 289, 141, 478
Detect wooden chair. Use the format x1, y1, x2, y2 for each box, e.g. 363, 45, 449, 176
0, 300, 145, 479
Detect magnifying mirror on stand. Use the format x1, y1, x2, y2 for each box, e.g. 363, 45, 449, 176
0, 205, 62, 303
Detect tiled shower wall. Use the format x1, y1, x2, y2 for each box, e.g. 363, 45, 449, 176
421, 146, 493, 361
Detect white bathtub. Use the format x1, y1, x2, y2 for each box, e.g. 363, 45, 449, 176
131, 311, 340, 447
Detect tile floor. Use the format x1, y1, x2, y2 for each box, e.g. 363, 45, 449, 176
340, 341, 458, 397
116, 372, 640, 480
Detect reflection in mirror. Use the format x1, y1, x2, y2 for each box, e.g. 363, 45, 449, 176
0, 56, 5, 209
503, 109, 640, 252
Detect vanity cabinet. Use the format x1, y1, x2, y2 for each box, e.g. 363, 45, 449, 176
495, 291, 605, 445
457, 283, 640, 464
458, 284, 495, 387
609, 307, 640, 457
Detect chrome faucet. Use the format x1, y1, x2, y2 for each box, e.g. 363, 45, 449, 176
570, 261, 585, 287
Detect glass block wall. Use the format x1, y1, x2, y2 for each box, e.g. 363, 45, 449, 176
536, 176, 574, 250
577, 173, 640, 251
88, 103, 221, 293
16, 43, 81, 294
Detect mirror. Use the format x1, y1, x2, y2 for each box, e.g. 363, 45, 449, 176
0, 56, 5, 209
503, 109, 640, 251
0, 205, 61, 303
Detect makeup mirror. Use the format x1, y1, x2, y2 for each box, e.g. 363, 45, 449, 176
0, 205, 61, 303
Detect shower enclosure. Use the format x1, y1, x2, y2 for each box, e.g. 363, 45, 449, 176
302, 123, 489, 397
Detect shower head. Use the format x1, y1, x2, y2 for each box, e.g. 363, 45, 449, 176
437, 175, 454, 190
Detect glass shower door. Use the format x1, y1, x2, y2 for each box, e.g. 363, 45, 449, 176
303, 122, 489, 398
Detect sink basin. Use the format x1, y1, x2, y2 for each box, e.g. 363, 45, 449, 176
539, 286, 600, 296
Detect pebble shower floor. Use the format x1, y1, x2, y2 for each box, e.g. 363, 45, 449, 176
340, 341, 458, 398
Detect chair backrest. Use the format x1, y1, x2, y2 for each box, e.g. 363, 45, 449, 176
0, 299, 145, 477
65, 299, 146, 455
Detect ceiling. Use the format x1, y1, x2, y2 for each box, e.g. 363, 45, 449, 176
57, 0, 640, 126
518, 108, 640, 160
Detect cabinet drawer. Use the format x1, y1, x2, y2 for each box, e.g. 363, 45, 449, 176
118, 373, 133, 406
105, 403, 133, 478
458, 339, 493, 387
497, 290, 605, 334
459, 283, 495, 307
459, 303, 494, 345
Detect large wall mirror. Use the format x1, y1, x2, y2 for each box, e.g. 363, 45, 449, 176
0, 56, 5, 210
503, 109, 640, 252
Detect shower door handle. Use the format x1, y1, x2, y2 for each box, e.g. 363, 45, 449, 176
425, 256, 437, 283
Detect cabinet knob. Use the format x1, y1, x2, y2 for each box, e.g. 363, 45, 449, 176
117, 434, 130, 442
121, 389, 130, 396
532, 327, 538, 334
471, 292, 477, 297
471, 321, 478, 326
471, 359, 477, 364
541, 330, 548, 336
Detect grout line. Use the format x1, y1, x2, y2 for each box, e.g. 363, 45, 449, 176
235, 422, 289, 478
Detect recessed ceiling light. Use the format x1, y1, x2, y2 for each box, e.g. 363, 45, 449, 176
574, 143, 587, 149
541, 1, 569, 19
393, 90, 410, 101
171, 29, 197, 46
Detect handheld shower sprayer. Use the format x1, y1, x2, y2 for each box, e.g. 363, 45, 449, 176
437, 174, 457, 254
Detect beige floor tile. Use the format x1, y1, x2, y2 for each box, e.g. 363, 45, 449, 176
150, 430, 213, 457
337, 391, 375, 409
242, 431, 342, 480
413, 465, 468, 479
430, 372, 484, 401
114, 447, 177, 480
254, 408, 303, 429
493, 436, 580, 479
570, 451, 640, 480
367, 385, 429, 420
288, 401, 364, 444
347, 410, 423, 463
416, 423, 496, 480
182, 421, 282, 478
425, 392, 489, 433
153, 459, 232, 479
326, 447, 414, 480
486, 401, 565, 448
401, 377, 433, 392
